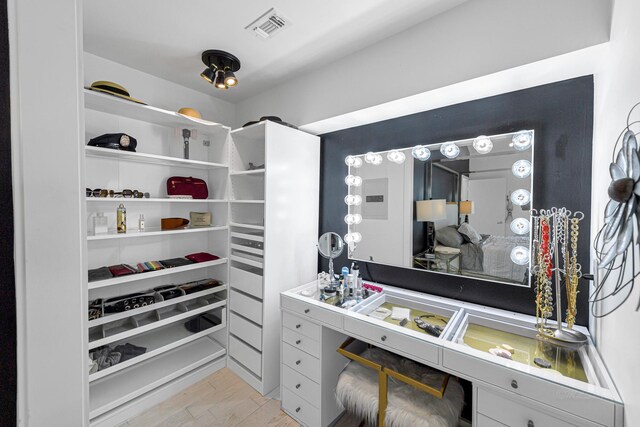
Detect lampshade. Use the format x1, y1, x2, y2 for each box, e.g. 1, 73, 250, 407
459, 200, 474, 215
416, 199, 446, 221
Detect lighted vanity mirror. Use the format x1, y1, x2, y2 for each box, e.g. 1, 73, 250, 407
344, 130, 534, 287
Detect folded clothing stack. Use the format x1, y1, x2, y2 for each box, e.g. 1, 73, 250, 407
89, 342, 147, 373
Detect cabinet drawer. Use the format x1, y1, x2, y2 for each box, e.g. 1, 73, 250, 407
476, 413, 507, 427
282, 342, 320, 383
282, 295, 342, 329
283, 327, 320, 357
477, 388, 576, 427
283, 311, 321, 341
344, 316, 439, 365
282, 387, 320, 427
281, 364, 321, 405
230, 311, 262, 350
230, 289, 262, 325
229, 335, 262, 377
443, 348, 613, 426
230, 266, 263, 299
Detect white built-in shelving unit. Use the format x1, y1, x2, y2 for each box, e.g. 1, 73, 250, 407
226, 121, 320, 396
83, 89, 231, 425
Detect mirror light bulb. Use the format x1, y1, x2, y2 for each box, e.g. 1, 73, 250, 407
510, 189, 531, 206
510, 218, 530, 235
512, 160, 532, 178
411, 145, 431, 161
344, 214, 363, 225
345, 155, 363, 168
365, 152, 383, 165
510, 246, 530, 265
344, 232, 362, 244
387, 150, 406, 164
440, 142, 460, 159
345, 175, 362, 187
512, 131, 532, 151
472, 136, 493, 154
344, 195, 362, 206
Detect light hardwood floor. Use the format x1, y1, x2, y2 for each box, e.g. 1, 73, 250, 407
122, 368, 361, 427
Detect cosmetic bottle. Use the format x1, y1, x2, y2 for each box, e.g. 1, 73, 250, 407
94, 212, 108, 235
351, 261, 360, 278
356, 277, 364, 301
138, 214, 145, 232
117, 203, 126, 234
347, 274, 355, 296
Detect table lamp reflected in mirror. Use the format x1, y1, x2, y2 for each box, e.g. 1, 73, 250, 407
416, 199, 446, 257
459, 200, 474, 224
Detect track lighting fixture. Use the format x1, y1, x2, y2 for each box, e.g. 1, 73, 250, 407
200, 49, 241, 90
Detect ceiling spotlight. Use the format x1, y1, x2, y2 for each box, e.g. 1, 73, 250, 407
201, 50, 241, 90
200, 67, 215, 84
224, 69, 238, 86
214, 70, 227, 89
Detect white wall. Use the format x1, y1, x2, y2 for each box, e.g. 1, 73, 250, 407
235, 0, 611, 129
10, 0, 88, 425
592, 0, 640, 422
84, 52, 236, 127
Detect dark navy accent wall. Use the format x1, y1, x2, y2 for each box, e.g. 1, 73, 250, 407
319, 76, 594, 327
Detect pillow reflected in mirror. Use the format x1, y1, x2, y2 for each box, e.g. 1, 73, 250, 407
436, 226, 465, 248
458, 223, 482, 244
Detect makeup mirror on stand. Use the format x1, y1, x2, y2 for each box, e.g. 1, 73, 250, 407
318, 232, 344, 285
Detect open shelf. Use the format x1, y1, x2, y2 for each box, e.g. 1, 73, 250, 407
87, 198, 227, 204
89, 334, 226, 417
230, 200, 264, 204
85, 146, 227, 170
88, 258, 228, 290
88, 296, 226, 350
230, 169, 265, 176
88, 284, 226, 328
230, 222, 264, 230
87, 226, 228, 241
84, 89, 230, 136
230, 254, 263, 269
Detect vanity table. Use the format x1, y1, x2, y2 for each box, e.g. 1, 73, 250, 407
280, 282, 623, 427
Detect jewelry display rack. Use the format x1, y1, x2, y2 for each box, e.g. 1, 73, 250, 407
531, 207, 587, 344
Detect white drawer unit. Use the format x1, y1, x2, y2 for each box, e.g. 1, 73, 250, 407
477, 387, 583, 427
282, 388, 321, 427
230, 289, 263, 325
283, 327, 320, 356
229, 335, 262, 377
230, 266, 263, 299
227, 122, 320, 396
343, 315, 440, 365
229, 311, 262, 350
282, 311, 321, 341
281, 364, 321, 405
476, 413, 508, 427
282, 342, 321, 383
281, 294, 343, 329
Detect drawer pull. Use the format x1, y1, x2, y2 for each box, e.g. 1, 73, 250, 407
511, 379, 518, 389
296, 324, 301, 329
304, 308, 310, 314
296, 340, 301, 345
527, 421, 534, 427
381, 335, 387, 342
296, 360, 301, 365
295, 407, 301, 413
295, 383, 301, 389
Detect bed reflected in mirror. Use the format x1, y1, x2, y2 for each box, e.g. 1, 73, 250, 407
344, 131, 534, 287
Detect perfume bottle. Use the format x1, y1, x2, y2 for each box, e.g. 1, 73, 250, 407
93, 212, 108, 235
117, 203, 126, 234
138, 214, 145, 232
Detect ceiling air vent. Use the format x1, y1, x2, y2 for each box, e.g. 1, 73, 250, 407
245, 8, 291, 40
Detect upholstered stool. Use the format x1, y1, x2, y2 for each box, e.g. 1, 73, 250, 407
336, 347, 464, 427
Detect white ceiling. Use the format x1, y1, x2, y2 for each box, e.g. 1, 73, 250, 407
83, 0, 467, 102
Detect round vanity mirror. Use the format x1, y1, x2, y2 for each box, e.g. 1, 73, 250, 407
318, 232, 344, 259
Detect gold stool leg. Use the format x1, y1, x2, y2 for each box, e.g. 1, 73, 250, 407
378, 370, 388, 427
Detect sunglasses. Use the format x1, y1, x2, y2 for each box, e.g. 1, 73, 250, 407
86, 188, 150, 198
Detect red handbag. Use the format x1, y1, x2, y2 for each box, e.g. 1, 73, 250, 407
185, 252, 220, 263
166, 176, 208, 199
